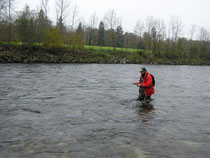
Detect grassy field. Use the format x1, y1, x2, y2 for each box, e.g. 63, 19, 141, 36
84, 45, 144, 53
1, 42, 150, 54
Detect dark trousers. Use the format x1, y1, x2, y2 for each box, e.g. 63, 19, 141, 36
145, 96, 151, 103
137, 87, 145, 101
137, 87, 151, 103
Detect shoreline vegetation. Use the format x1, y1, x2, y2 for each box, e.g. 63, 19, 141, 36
1, 4, 210, 65
0, 44, 209, 65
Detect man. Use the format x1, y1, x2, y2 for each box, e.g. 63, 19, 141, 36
133, 67, 155, 102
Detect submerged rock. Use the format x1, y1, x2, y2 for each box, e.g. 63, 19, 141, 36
21, 108, 41, 114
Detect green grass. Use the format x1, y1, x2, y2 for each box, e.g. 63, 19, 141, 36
1, 42, 150, 54
84, 45, 144, 53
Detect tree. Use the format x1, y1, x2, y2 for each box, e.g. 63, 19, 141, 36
0, 0, 7, 21
66, 23, 85, 50
41, 0, 49, 19
56, 0, 70, 34
198, 27, 209, 42
0, 19, 16, 42
116, 25, 124, 48
145, 16, 155, 34
103, 9, 121, 47
76, 22, 83, 34
0, 0, 8, 22
8, 0, 15, 22
176, 37, 188, 58
151, 26, 157, 55
44, 27, 63, 51
69, 4, 80, 32
15, 5, 37, 45
134, 20, 144, 39
0, 0, 16, 42
197, 27, 210, 59
169, 16, 184, 43
123, 32, 138, 50
155, 19, 166, 41
0, 0, 7, 42
88, 12, 98, 46
164, 38, 172, 58
76, 22, 85, 42
137, 40, 145, 50
143, 32, 152, 50
134, 20, 145, 51
189, 24, 197, 40
98, 21, 105, 47
36, 9, 52, 44
144, 16, 156, 50
68, 31, 84, 49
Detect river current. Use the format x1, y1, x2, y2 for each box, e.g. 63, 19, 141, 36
0, 64, 210, 158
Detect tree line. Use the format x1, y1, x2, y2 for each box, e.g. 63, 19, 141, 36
0, 0, 210, 61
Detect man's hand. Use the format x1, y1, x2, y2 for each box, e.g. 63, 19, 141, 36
133, 82, 138, 85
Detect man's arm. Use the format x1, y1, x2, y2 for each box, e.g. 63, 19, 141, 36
133, 76, 142, 85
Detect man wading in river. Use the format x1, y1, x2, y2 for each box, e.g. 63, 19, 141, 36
133, 67, 155, 103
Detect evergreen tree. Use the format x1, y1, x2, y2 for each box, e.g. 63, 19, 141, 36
116, 25, 124, 48
69, 22, 85, 49
98, 21, 105, 46
56, 16, 65, 35
76, 22, 83, 34
36, 9, 51, 44
137, 40, 145, 50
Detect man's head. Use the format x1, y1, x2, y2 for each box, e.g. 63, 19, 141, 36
140, 67, 147, 75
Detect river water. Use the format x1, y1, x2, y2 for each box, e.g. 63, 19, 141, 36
0, 64, 210, 158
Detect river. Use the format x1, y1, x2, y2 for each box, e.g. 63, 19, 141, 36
0, 64, 210, 158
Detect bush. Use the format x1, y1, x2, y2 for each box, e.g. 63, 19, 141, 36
44, 28, 64, 49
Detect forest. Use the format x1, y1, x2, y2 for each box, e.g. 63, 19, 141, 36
0, 0, 210, 64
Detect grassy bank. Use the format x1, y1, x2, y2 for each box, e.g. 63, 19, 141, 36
0, 43, 209, 65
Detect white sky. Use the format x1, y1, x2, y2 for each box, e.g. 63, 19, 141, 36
15, 0, 210, 38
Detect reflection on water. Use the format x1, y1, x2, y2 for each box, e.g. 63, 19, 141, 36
0, 64, 210, 158
138, 106, 155, 126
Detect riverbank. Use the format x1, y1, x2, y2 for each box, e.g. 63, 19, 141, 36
0, 46, 209, 65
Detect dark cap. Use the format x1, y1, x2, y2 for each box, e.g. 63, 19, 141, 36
140, 67, 147, 72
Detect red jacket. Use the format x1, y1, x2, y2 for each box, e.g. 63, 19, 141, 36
138, 72, 155, 96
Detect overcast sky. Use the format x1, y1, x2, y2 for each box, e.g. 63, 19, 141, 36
15, 0, 210, 38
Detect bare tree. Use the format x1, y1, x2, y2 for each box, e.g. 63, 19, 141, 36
0, 0, 15, 22
56, 0, 70, 28
155, 19, 166, 41
89, 12, 98, 29
103, 9, 121, 30
198, 27, 210, 42
144, 16, 166, 50
134, 20, 145, 38
169, 16, 184, 43
189, 24, 197, 40
103, 9, 121, 47
88, 12, 98, 46
69, 4, 80, 31
0, 0, 7, 21
145, 16, 155, 34
41, 0, 49, 18
8, 0, 15, 22
197, 27, 210, 58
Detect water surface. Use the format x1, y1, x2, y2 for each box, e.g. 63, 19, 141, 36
0, 64, 210, 158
